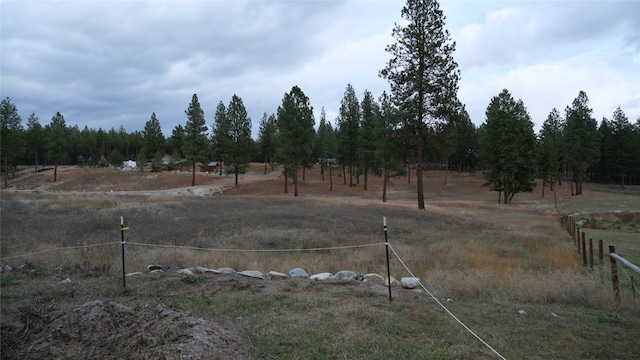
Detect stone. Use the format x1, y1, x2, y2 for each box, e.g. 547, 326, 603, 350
192, 267, 208, 274
125, 272, 143, 277
363, 273, 385, 284
289, 268, 309, 278
332, 270, 357, 281
166, 264, 181, 273
238, 270, 264, 279
401, 277, 420, 289
310, 272, 333, 281
213, 267, 236, 275
176, 268, 194, 275
60, 277, 72, 284
147, 264, 167, 271
385, 276, 400, 286
267, 271, 288, 280
518, 310, 527, 315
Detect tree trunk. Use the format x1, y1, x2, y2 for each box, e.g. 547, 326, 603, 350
191, 160, 196, 186
264, 155, 267, 175
407, 162, 411, 184
383, 163, 388, 203
620, 170, 625, 189
541, 182, 545, 198
294, 164, 299, 197
329, 162, 333, 191
303, 166, 306, 182
284, 169, 288, 194
364, 167, 368, 191
34, 147, 39, 173
343, 164, 346, 185
349, 163, 353, 187
235, 168, 238, 185
3, 153, 8, 188
416, 136, 424, 209
54, 163, 58, 183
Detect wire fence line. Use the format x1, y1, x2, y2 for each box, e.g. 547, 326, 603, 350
2, 238, 508, 358
0, 241, 385, 261
387, 243, 508, 360
0, 242, 121, 261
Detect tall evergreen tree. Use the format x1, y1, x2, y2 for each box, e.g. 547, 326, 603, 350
380, 0, 460, 209
224, 94, 252, 185
258, 112, 277, 174
0, 97, 25, 187
563, 91, 599, 195
336, 84, 360, 187
609, 107, 635, 188
211, 101, 229, 176
276, 86, 315, 197
479, 89, 537, 204
537, 108, 563, 196
377, 91, 406, 202
315, 108, 338, 187
359, 90, 381, 190
183, 94, 209, 186
168, 124, 185, 159
46, 112, 69, 182
142, 112, 165, 160
26, 112, 44, 172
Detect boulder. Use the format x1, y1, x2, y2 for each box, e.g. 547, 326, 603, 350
385, 276, 400, 286
176, 268, 194, 275
332, 270, 357, 281
60, 277, 72, 284
238, 270, 264, 279
212, 267, 236, 275
166, 264, 182, 273
401, 277, 421, 289
310, 272, 333, 281
147, 264, 167, 272
289, 268, 309, 278
267, 271, 288, 280
363, 273, 385, 285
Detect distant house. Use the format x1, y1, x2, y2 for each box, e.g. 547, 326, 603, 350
201, 161, 221, 173
122, 160, 137, 170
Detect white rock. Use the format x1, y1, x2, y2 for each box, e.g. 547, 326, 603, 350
363, 273, 385, 284
213, 267, 236, 275
518, 310, 527, 315
332, 270, 358, 281
289, 268, 309, 278
60, 277, 72, 284
125, 272, 143, 277
401, 277, 421, 289
447, 298, 454, 303
551, 312, 559, 318
176, 268, 194, 275
267, 271, 288, 280
238, 270, 264, 279
310, 272, 333, 281
385, 276, 400, 286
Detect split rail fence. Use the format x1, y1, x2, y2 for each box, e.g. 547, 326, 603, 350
559, 214, 640, 304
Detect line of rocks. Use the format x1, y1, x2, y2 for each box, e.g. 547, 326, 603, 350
140, 264, 422, 289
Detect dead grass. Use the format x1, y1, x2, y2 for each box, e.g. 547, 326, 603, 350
2, 164, 639, 359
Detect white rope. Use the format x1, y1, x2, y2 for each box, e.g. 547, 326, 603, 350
126, 241, 384, 252
618, 263, 640, 296
0, 242, 121, 261
388, 243, 508, 360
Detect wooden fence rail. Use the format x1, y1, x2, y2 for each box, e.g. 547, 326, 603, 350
560, 214, 639, 304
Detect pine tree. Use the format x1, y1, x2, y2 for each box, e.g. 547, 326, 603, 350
46, 112, 69, 182
224, 94, 252, 185
336, 84, 360, 187
276, 86, 315, 197
258, 112, 277, 174
142, 112, 165, 160
359, 90, 381, 191
537, 108, 563, 196
479, 89, 537, 204
380, 0, 460, 209
183, 94, 209, 186
1, 97, 25, 187
563, 91, 600, 195
211, 101, 229, 176
25, 112, 44, 173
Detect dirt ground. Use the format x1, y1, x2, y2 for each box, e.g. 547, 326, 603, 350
2, 164, 638, 359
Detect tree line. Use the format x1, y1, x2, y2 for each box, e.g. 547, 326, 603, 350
2, 0, 639, 206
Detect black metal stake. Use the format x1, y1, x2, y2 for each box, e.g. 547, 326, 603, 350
121, 216, 126, 288
384, 216, 392, 302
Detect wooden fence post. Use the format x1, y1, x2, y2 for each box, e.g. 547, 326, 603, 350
599, 239, 604, 284
581, 233, 587, 266
589, 238, 593, 272
609, 245, 620, 304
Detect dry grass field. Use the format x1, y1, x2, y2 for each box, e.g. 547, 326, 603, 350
1, 164, 639, 359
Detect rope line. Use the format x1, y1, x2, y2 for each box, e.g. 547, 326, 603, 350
126, 241, 384, 252
0, 242, 121, 261
618, 264, 640, 296
388, 243, 508, 360
1, 242, 384, 261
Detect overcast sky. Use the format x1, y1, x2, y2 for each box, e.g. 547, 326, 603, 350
2, 0, 639, 139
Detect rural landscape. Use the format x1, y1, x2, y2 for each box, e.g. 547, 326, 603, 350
1, 164, 639, 359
